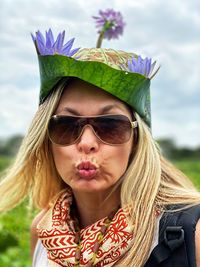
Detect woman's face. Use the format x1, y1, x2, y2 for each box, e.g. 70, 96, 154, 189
51, 79, 134, 194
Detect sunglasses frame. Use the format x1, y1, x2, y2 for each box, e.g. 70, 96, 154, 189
47, 114, 138, 146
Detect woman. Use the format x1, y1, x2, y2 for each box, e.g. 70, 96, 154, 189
0, 30, 200, 267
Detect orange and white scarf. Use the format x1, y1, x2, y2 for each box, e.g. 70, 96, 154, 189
37, 189, 134, 267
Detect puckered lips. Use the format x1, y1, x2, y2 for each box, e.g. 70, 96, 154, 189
76, 160, 99, 179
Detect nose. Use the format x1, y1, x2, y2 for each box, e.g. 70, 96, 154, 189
77, 125, 99, 154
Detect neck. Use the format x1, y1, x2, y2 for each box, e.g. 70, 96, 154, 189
72, 187, 121, 229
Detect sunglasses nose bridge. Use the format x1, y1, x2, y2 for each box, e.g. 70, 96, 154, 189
76, 123, 102, 150
79, 123, 97, 138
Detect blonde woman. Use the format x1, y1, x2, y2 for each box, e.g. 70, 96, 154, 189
0, 29, 200, 267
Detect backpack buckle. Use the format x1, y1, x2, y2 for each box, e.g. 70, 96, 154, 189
164, 226, 184, 251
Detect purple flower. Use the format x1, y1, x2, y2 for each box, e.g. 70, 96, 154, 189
31, 29, 80, 57
127, 56, 159, 78
93, 9, 125, 40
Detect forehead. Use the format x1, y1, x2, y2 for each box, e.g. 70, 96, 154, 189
56, 79, 131, 116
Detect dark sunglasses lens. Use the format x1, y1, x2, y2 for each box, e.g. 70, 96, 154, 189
92, 115, 132, 144
48, 115, 133, 146
48, 116, 80, 145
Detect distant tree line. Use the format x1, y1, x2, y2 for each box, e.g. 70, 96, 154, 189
157, 139, 200, 160
0, 135, 199, 160
0, 135, 23, 157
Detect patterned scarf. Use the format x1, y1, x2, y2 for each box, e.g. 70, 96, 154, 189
37, 189, 135, 267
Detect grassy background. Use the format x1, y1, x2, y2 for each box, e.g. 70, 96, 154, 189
0, 157, 200, 266
0, 157, 37, 267
174, 159, 200, 189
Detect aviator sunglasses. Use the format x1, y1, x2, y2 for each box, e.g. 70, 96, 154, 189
47, 114, 138, 146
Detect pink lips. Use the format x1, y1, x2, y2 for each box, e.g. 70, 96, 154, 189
76, 161, 98, 179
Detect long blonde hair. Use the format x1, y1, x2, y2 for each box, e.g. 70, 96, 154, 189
120, 113, 200, 266
0, 79, 200, 266
0, 80, 66, 211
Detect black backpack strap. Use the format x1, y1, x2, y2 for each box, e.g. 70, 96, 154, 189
145, 204, 200, 267
145, 225, 188, 267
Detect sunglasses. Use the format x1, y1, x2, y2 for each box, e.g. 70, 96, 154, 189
47, 114, 138, 146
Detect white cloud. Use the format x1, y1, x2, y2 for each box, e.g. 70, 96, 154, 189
153, 118, 200, 148
0, 85, 38, 137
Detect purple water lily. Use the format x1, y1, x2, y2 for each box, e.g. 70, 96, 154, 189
93, 9, 125, 47
127, 56, 159, 78
31, 29, 80, 57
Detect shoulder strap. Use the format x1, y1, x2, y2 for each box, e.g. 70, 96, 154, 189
144, 204, 200, 267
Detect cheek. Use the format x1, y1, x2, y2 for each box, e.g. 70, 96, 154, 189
103, 143, 132, 180
51, 145, 74, 179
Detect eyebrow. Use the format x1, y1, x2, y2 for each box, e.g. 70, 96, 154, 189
57, 104, 124, 115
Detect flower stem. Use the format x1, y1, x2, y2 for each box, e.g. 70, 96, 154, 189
96, 31, 105, 48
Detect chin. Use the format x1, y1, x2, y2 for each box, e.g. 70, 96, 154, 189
71, 179, 112, 193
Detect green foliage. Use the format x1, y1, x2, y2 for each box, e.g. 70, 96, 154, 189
0, 230, 18, 253
0, 135, 23, 157
0, 156, 12, 173
174, 159, 200, 189
0, 247, 30, 267
0, 203, 36, 266
157, 138, 200, 160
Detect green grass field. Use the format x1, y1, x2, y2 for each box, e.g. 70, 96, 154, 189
0, 157, 36, 267
174, 159, 200, 189
0, 157, 199, 266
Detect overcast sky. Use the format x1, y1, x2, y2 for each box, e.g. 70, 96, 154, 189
0, 0, 200, 147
